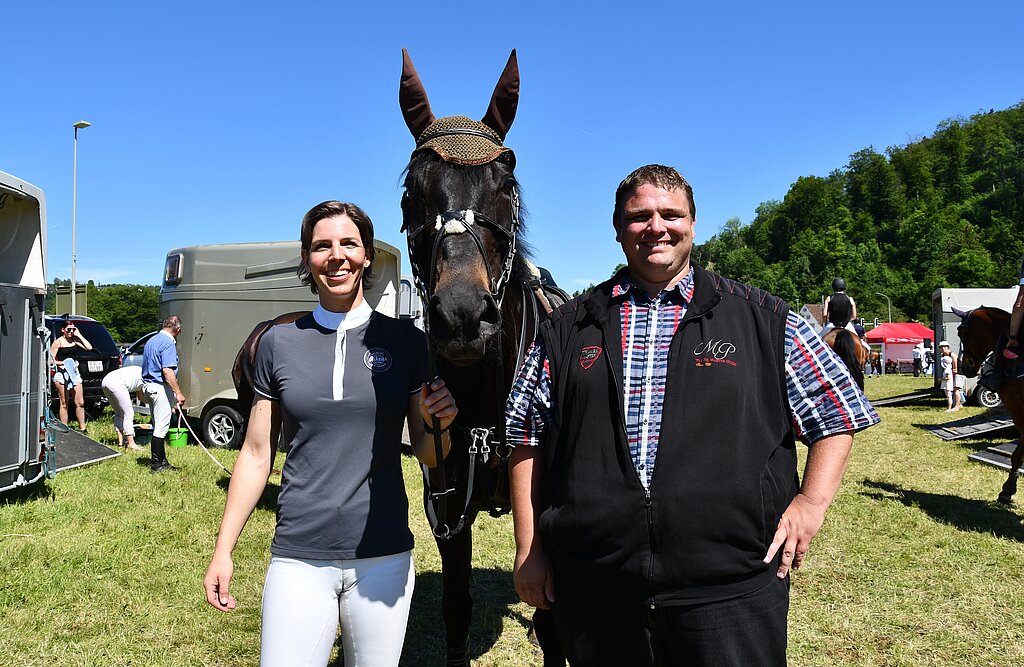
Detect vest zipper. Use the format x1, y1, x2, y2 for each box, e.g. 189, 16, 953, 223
645, 486, 655, 610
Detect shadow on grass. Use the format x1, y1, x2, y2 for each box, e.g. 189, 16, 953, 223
861, 479, 1024, 541
214, 475, 280, 510
0, 479, 54, 505
322, 567, 533, 667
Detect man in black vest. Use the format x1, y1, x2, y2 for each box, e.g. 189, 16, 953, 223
506, 165, 879, 666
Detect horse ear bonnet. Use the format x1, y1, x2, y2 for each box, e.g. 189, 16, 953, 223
400, 49, 518, 168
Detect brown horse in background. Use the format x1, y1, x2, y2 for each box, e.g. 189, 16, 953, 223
822, 328, 867, 390
954, 306, 1024, 504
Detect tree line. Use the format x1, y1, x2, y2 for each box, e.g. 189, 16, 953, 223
695, 101, 1024, 325
47, 279, 160, 344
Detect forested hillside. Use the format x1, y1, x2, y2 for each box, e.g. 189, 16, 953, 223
695, 102, 1024, 324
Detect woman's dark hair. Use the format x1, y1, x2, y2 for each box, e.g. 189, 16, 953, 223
297, 201, 376, 294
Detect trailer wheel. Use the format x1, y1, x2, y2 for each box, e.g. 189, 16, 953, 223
974, 386, 1002, 409
202, 405, 245, 449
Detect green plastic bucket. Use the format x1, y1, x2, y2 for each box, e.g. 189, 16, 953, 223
167, 427, 189, 448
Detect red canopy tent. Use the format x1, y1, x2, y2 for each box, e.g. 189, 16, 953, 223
865, 322, 933, 344
865, 322, 934, 369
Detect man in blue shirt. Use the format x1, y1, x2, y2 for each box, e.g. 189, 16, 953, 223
141, 316, 186, 472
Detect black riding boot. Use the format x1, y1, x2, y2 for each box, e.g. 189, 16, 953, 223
150, 436, 176, 472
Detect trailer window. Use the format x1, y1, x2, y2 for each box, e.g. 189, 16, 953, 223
164, 253, 183, 285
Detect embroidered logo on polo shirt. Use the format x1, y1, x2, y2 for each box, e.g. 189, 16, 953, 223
693, 339, 738, 367
579, 346, 602, 370
363, 348, 392, 372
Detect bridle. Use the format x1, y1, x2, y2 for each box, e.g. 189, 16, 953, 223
401, 177, 524, 541
956, 308, 982, 376
401, 186, 521, 307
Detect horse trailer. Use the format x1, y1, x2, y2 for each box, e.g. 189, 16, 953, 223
0, 171, 50, 493
931, 286, 1020, 407
158, 240, 402, 448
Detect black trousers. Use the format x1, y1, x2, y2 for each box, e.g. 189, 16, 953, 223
550, 566, 790, 667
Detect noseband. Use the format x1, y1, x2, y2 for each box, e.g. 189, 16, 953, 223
402, 187, 521, 307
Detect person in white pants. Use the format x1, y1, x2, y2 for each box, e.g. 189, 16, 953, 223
141, 316, 185, 473
100, 365, 147, 450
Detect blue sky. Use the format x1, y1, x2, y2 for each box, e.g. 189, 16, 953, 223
3, 1, 1023, 291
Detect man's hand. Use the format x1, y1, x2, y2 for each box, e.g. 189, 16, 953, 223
175, 392, 186, 406
764, 492, 828, 578
514, 545, 555, 610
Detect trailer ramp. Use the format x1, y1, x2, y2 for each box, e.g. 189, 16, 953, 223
871, 388, 943, 407
54, 429, 119, 472
968, 441, 1022, 475
926, 412, 1016, 441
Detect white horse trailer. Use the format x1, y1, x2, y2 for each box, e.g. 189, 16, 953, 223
158, 240, 401, 448
0, 171, 50, 492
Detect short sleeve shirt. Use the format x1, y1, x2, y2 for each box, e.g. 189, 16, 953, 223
141, 331, 178, 383
253, 307, 430, 560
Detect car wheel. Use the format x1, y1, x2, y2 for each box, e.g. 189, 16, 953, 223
974, 386, 1002, 409
202, 405, 245, 449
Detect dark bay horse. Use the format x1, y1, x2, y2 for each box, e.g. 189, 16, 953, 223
400, 49, 566, 665
953, 305, 1024, 504
822, 327, 867, 389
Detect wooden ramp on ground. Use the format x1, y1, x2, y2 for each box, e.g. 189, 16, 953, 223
968, 441, 1022, 476
53, 429, 120, 472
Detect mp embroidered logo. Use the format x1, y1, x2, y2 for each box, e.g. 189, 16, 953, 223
579, 346, 602, 370
693, 339, 738, 368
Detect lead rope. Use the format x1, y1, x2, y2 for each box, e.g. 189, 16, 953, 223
173, 409, 233, 476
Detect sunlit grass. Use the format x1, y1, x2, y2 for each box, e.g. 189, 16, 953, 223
2, 388, 1023, 666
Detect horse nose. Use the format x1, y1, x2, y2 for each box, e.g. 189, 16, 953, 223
429, 291, 500, 342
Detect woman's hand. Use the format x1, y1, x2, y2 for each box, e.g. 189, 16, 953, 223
419, 379, 457, 431
203, 551, 237, 612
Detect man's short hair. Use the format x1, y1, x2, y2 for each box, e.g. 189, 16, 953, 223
613, 164, 696, 225
162, 316, 181, 332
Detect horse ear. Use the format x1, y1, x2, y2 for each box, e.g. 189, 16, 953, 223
952, 307, 969, 318
480, 49, 520, 139
400, 48, 436, 139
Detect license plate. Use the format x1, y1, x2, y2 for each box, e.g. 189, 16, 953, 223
88, 361, 104, 373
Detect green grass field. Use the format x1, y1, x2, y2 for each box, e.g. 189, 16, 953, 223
2, 373, 1023, 666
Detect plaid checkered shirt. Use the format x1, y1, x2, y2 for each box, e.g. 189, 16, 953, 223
506, 269, 880, 489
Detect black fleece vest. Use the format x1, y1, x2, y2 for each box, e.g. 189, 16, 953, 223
538, 265, 798, 605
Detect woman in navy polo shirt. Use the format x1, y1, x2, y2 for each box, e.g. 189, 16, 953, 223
203, 201, 456, 667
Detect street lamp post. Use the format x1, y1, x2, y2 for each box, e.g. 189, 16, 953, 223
875, 292, 892, 323
71, 120, 91, 315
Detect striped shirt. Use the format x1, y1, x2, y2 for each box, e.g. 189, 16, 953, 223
506, 270, 880, 489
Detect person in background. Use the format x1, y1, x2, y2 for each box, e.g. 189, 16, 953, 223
912, 343, 924, 378
50, 320, 93, 432
507, 164, 879, 666
141, 316, 186, 472
1002, 255, 1024, 360
823, 278, 857, 332
203, 201, 457, 667
939, 341, 961, 412
101, 365, 148, 451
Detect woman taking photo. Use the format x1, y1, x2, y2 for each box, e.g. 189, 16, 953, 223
203, 201, 456, 667
50, 320, 93, 432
